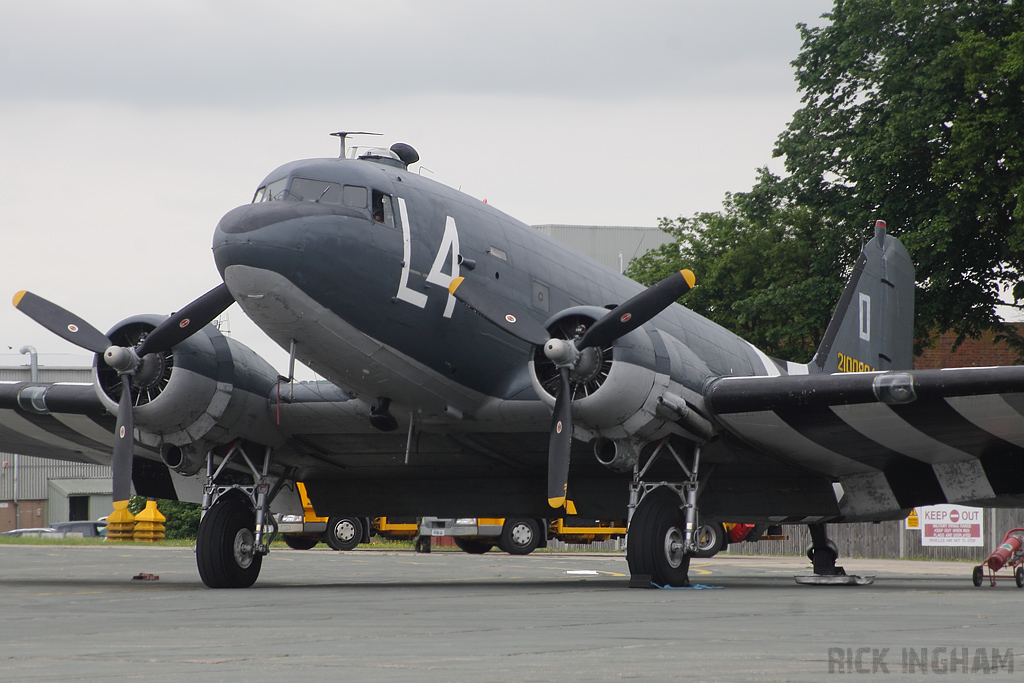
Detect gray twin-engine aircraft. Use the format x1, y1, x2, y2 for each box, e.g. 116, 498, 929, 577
5, 133, 1024, 588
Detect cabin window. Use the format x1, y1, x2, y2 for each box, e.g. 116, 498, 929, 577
252, 177, 288, 203
343, 185, 367, 208
371, 190, 396, 228
290, 177, 343, 204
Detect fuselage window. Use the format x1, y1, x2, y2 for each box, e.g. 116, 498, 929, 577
371, 190, 396, 228
290, 177, 342, 204
343, 185, 368, 208
252, 177, 288, 203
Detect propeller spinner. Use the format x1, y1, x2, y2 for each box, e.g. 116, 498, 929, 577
449, 269, 695, 508
12, 284, 235, 509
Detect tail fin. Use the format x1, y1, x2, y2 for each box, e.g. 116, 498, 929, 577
810, 221, 915, 374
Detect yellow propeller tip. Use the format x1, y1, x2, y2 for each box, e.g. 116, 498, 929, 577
680, 269, 695, 289
548, 496, 566, 509
12, 290, 26, 307
448, 276, 465, 295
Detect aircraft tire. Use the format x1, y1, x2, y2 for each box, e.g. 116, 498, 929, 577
694, 522, 725, 558
324, 517, 363, 551
453, 538, 494, 554
498, 518, 541, 555
626, 487, 690, 587
196, 496, 263, 589
283, 535, 319, 550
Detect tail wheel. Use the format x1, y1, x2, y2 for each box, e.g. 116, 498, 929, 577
498, 518, 541, 555
325, 517, 363, 551
626, 487, 691, 587
196, 496, 262, 589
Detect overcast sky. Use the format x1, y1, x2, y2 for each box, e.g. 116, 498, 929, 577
0, 0, 833, 374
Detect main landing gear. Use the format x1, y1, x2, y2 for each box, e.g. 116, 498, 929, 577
626, 440, 704, 588
196, 441, 289, 589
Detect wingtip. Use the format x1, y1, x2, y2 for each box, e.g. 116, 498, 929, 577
12, 290, 26, 308
548, 495, 566, 509
680, 269, 696, 289
449, 276, 465, 295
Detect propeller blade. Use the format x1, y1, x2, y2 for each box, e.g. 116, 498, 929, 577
136, 283, 234, 357
12, 290, 112, 355
577, 269, 695, 351
547, 366, 572, 508
111, 374, 135, 504
449, 277, 551, 347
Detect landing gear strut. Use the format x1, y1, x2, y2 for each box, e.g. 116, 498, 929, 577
626, 440, 703, 588
196, 441, 289, 589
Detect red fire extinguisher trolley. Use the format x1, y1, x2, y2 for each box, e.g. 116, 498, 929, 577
972, 528, 1024, 587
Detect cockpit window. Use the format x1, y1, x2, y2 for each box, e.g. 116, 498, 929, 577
252, 177, 288, 203
371, 190, 396, 228
290, 177, 343, 204
343, 185, 367, 208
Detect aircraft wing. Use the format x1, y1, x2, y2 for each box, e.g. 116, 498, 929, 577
704, 366, 1024, 520
0, 380, 122, 465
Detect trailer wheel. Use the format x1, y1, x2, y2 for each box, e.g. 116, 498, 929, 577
283, 535, 318, 550
972, 565, 983, 587
694, 522, 725, 558
325, 517, 363, 551
1015, 566, 1023, 588
499, 518, 541, 555
453, 538, 493, 554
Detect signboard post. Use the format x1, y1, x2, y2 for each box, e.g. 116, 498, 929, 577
919, 504, 984, 547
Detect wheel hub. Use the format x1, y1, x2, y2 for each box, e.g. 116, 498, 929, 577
233, 528, 255, 569
510, 523, 534, 547
664, 526, 686, 569
335, 520, 356, 541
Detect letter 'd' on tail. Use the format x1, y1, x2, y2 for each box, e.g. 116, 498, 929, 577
811, 221, 915, 374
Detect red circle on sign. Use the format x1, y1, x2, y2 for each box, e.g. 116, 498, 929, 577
949, 509, 959, 523
620, 313, 632, 323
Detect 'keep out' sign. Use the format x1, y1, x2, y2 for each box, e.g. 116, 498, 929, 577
919, 504, 984, 546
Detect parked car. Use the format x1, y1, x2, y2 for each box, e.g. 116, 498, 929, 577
51, 521, 107, 537
0, 527, 58, 537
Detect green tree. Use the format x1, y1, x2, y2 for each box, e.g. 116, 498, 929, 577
776, 0, 1024, 350
627, 171, 849, 361
128, 495, 201, 539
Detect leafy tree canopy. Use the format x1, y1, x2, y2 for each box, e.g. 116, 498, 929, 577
633, 1, 1024, 358
777, 0, 1024, 350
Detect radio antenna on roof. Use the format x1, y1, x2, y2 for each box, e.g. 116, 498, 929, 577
330, 131, 382, 158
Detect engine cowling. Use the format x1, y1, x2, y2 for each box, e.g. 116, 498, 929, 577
94, 314, 286, 472
528, 307, 671, 443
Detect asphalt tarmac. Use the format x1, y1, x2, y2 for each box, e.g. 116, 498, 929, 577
0, 545, 1019, 682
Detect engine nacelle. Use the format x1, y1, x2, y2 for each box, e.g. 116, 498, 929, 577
95, 314, 285, 454
528, 307, 673, 443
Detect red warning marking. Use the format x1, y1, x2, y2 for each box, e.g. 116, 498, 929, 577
68, 324, 79, 333
556, 421, 563, 434
620, 313, 632, 323
505, 314, 517, 324
179, 319, 190, 329
119, 426, 126, 439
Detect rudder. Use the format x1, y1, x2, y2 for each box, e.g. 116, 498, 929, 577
810, 220, 915, 373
